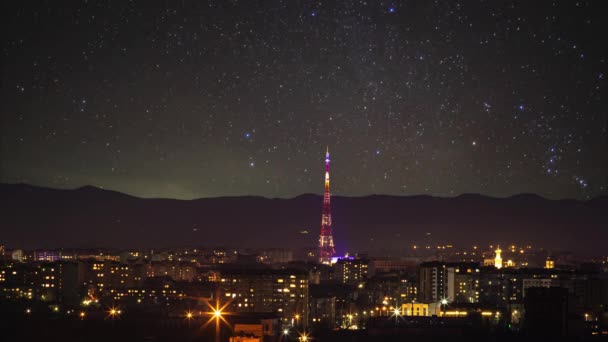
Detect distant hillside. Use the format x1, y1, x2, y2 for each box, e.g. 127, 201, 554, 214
0, 183, 606, 255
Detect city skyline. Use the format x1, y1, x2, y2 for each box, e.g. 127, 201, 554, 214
1, 1, 606, 340
1, 1, 606, 200
1, 233, 607, 341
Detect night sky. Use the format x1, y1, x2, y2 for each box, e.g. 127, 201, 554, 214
1, 1, 606, 200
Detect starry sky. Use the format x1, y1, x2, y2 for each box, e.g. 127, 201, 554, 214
1, 1, 606, 200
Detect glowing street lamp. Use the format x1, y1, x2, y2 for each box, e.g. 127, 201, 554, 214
298, 331, 311, 341
107, 305, 121, 319
200, 294, 233, 342
204, 307, 226, 342
440, 298, 448, 316
79, 311, 86, 320
391, 308, 402, 327
184, 310, 195, 326
281, 329, 291, 341
294, 314, 300, 327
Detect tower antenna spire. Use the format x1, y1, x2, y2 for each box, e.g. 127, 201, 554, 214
319, 147, 335, 264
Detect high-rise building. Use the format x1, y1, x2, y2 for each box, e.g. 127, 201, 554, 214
215, 268, 309, 326
419, 262, 449, 303
318, 147, 335, 265
334, 257, 368, 285
418, 262, 480, 304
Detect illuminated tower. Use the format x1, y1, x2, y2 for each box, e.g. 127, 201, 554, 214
318, 147, 335, 264
494, 246, 503, 269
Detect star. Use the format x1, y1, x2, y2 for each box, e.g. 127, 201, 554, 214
1, 0, 604, 201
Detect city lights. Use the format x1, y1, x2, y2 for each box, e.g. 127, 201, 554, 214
0, 237, 606, 341
1, 1, 605, 341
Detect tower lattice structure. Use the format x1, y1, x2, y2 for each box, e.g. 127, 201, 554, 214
318, 147, 335, 264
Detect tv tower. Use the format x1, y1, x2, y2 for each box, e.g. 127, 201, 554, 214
318, 147, 335, 264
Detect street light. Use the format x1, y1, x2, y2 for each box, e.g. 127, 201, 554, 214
213, 309, 222, 318
391, 308, 401, 327
107, 305, 121, 319
209, 308, 225, 342
281, 329, 290, 341
200, 295, 232, 342
440, 298, 448, 316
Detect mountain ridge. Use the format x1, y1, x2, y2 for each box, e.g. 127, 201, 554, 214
0, 183, 606, 255
2, 182, 606, 202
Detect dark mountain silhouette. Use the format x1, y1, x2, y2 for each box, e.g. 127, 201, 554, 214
0, 183, 606, 255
